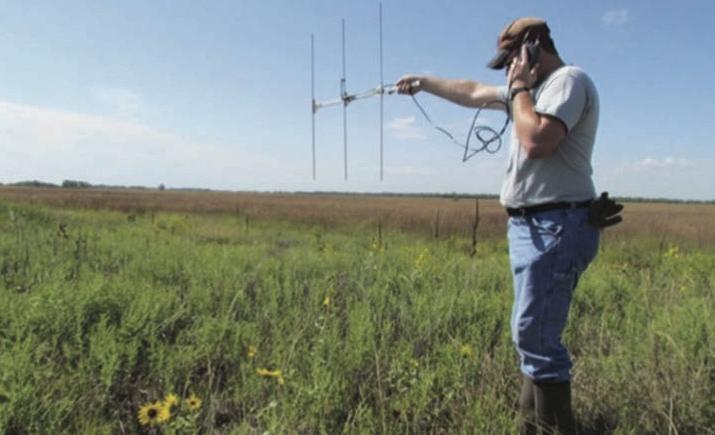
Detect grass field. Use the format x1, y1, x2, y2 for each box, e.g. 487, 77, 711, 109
0, 189, 713, 434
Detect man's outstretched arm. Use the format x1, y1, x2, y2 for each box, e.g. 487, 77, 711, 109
396, 75, 506, 110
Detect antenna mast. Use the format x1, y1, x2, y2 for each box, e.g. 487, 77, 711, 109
379, 2, 384, 181
341, 19, 348, 180
311, 33, 316, 180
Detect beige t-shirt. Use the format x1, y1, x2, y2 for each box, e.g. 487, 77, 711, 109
498, 65, 599, 208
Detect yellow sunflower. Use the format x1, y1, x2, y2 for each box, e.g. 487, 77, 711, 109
186, 393, 202, 411
137, 401, 170, 426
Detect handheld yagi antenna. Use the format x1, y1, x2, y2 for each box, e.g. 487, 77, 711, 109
311, 2, 411, 181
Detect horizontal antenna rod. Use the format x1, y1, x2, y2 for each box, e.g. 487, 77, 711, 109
313, 81, 419, 111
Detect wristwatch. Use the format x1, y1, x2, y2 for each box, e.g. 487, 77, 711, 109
509, 87, 530, 101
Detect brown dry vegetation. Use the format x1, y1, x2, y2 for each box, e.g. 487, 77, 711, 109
605, 202, 715, 248
1, 186, 714, 247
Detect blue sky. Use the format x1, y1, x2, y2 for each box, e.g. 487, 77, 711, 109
1, 0, 714, 200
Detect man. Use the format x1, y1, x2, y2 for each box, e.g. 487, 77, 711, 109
397, 17, 620, 434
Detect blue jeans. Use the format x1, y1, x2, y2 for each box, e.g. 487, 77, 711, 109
508, 208, 599, 382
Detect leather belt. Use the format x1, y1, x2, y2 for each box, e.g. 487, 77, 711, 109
506, 200, 592, 217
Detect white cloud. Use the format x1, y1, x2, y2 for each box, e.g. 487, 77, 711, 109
90, 86, 143, 118
602, 9, 629, 26
387, 116, 425, 140
631, 156, 695, 172
0, 100, 294, 188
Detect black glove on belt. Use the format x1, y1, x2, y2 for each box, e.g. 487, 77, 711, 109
588, 192, 624, 228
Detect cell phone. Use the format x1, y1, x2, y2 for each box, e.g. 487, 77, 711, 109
523, 34, 541, 68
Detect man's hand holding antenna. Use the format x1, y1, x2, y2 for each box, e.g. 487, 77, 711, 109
395, 76, 424, 95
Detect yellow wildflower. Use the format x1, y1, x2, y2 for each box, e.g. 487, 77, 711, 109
186, 393, 202, 411
248, 345, 257, 358
137, 401, 170, 426
257, 368, 280, 377
414, 248, 430, 269
257, 368, 286, 385
163, 393, 179, 410
665, 244, 681, 258
323, 295, 331, 307
460, 344, 474, 358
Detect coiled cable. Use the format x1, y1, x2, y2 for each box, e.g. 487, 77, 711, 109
409, 94, 510, 162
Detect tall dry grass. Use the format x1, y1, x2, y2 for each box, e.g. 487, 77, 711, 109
1, 187, 713, 246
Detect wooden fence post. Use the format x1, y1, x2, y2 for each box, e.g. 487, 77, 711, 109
470, 198, 480, 257
433, 209, 440, 240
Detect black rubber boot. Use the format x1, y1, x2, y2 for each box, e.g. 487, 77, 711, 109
533, 381, 577, 435
519, 375, 538, 435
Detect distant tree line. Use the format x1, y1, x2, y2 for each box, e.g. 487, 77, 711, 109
4, 179, 154, 190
